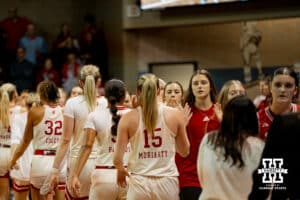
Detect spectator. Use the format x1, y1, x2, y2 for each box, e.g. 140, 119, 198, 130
10, 47, 35, 93
61, 52, 81, 94
0, 7, 31, 62
80, 14, 108, 81
53, 23, 80, 71
19, 23, 47, 65
36, 57, 60, 86
53, 23, 79, 50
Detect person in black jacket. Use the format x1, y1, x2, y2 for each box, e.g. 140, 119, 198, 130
249, 112, 300, 200
10, 47, 35, 93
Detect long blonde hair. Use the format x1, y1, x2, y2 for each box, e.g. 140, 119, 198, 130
79, 65, 101, 112
217, 80, 244, 111
137, 74, 159, 134
0, 83, 17, 128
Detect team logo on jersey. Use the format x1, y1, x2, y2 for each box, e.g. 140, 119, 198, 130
257, 158, 287, 190
262, 122, 269, 127
203, 116, 209, 122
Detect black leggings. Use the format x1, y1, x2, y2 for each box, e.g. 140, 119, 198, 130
179, 187, 202, 200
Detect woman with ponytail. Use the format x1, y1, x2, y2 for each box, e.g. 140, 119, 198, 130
70, 79, 130, 200
9, 80, 65, 200
0, 83, 20, 200
113, 73, 190, 200
49, 65, 107, 199
10, 93, 40, 200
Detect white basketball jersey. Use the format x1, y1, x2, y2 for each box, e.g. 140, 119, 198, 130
0, 105, 22, 146
10, 111, 33, 180
85, 105, 131, 166
64, 95, 107, 158
128, 104, 178, 177
32, 105, 63, 151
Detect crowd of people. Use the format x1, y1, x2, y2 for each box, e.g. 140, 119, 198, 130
0, 7, 299, 200
0, 7, 108, 95
0, 59, 299, 200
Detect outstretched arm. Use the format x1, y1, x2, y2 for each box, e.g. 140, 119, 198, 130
175, 110, 190, 157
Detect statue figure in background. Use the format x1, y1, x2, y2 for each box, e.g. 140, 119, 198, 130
240, 21, 264, 82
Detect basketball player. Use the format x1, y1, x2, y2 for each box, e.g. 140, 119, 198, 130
9, 80, 65, 200
10, 93, 40, 200
113, 73, 190, 200
49, 65, 107, 199
258, 67, 300, 140
71, 79, 131, 200
0, 83, 20, 200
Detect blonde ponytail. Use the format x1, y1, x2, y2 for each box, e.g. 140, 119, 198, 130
0, 83, 17, 128
79, 65, 101, 112
0, 91, 10, 128
138, 74, 159, 134
84, 75, 97, 112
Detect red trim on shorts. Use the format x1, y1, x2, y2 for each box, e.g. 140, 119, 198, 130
57, 182, 66, 190
65, 186, 88, 200
95, 165, 115, 169
34, 149, 56, 156
0, 172, 9, 178
12, 182, 30, 192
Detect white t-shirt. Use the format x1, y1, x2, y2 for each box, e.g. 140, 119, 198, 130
64, 95, 107, 158
197, 132, 264, 200
85, 105, 131, 167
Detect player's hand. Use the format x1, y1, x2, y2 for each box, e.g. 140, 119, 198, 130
49, 173, 59, 193
182, 103, 192, 126
9, 159, 19, 170
117, 167, 130, 188
71, 175, 81, 197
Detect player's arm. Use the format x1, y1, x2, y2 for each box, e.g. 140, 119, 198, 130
70, 128, 96, 197
113, 114, 130, 187
113, 114, 129, 170
52, 115, 74, 169
174, 110, 190, 157
49, 115, 74, 191
9, 110, 34, 169
72, 128, 96, 177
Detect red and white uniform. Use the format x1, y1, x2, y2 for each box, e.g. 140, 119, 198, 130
0, 106, 21, 177
257, 103, 300, 140
10, 112, 33, 183
30, 105, 65, 189
85, 105, 130, 200
64, 95, 107, 199
127, 104, 179, 200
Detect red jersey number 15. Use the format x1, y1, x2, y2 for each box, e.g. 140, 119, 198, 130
143, 128, 162, 148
